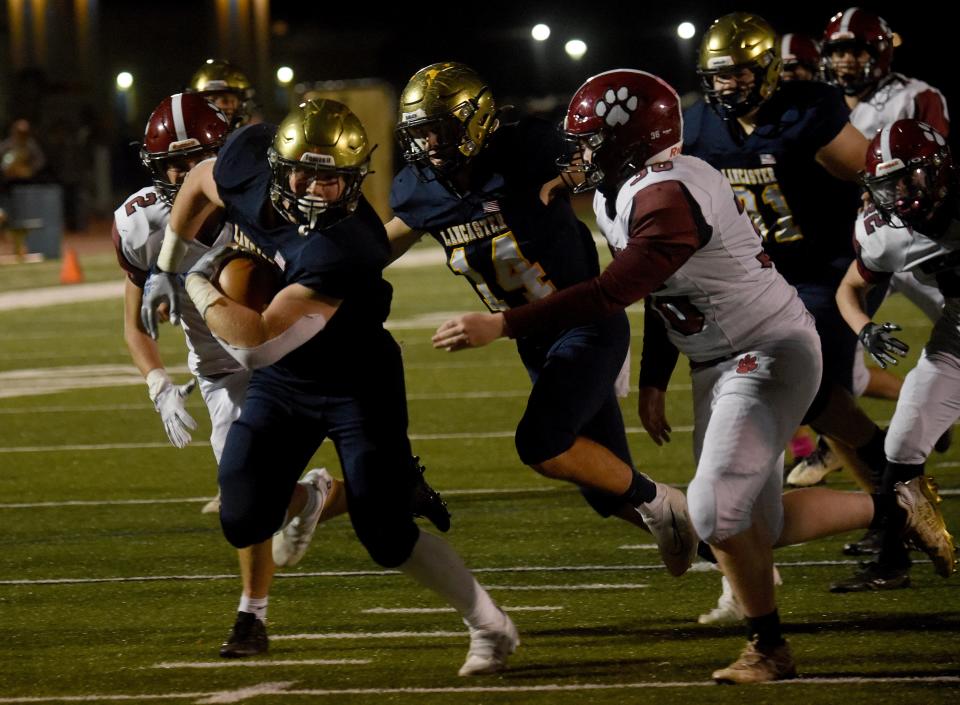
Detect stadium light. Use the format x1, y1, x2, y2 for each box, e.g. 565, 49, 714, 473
565, 39, 587, 60
677, 22, 696, 40
531, 23, 551, 41
276, 66, 294, 85
116, 72, 133, 91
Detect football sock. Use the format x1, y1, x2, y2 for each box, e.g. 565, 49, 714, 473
239, 594, 268, 622
622, 470, 658, 507
881, 461, 924, 495
747, 609, 784, 649
400, 531, 501, 630
855, 427, 887, 488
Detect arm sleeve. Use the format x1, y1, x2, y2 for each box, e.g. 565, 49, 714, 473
638, 301, 680, 390
914, 90, 950, 138
503, 181, 705, 339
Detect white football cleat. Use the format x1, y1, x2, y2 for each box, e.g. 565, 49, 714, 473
637, 482, 698, 577
785, 440, 842, 487
458, 609, 519, 677
272, 468, 333, 568
698, 567, 782, 625
201, 491, 221, 515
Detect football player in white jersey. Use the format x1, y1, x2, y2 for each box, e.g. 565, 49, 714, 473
115, 93, 254, 514
432, 69, 951, 684
792, 7, 951, 503
835, 118, 957, 590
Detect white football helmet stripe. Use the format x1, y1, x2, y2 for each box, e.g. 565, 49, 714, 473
171, 93, 188, 142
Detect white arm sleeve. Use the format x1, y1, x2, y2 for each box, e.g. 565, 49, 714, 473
213, 313, 328, 369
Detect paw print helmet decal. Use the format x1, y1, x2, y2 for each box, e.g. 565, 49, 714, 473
559, 69, 683, 193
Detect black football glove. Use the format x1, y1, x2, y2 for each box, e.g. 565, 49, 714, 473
859, 321, 909, 368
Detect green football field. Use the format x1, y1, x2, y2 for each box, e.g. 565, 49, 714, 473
1, 244, 958, 703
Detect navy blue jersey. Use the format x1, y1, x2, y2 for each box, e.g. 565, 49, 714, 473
683, 81, 861, 284
213, 123, 395, 389
390, 117, 599, 311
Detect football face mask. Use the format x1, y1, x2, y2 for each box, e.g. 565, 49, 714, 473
865, 165, 942, 230
268, 151, 367, 232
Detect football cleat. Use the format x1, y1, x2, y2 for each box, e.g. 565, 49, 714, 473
411, 456, 451, 532
272, 468, 332, 568
842, 528, 884, 556
458, 609, 519, 676
201, 491, 221, 515
636, 482, 698, 577
220, 611, 268, 658
829, 561, 911, 592
712, 639, 797, 684
698, 567, 782, 625
785, 439, 843, 487
895, 476, 956, 578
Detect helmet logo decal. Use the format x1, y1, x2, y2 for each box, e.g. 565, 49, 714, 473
594, 87, 638, 127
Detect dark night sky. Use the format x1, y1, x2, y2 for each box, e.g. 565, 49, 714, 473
90, 0, 950, 126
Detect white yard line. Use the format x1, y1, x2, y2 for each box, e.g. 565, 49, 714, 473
0, 486, 560, 509
1, 676, 958, 703
0, 559, 879, 587
151, 659, 369, 669
362, 605, 562, 614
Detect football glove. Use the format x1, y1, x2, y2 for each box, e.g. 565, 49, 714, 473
141, 271, 181, 340
149, 374, 198, 448
188, 244, 235, 280
859, 321, 909, 369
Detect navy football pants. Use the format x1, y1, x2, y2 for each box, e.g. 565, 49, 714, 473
217, 335, 420, 568
515, 311, 634, 517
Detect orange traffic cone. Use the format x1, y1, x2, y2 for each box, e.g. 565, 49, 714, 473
60, 246, 85, 285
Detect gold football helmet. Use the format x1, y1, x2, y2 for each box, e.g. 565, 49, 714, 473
697, 12, 781, 119
187, 59, 255, 126
268, 99, 372, 233
395, 62, 498, 173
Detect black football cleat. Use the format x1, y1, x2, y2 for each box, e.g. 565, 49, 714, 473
220, 611, 268, 658
829, 561, 911, 593
842, 528, 884, 556
411, 456, 451, 532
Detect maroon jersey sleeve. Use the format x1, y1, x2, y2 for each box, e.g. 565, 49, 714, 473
503, 180, 707, 339
914, 90, 950, 138
112, 220, 148, 288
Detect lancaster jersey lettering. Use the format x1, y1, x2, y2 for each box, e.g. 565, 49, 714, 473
390, 118, 599, 313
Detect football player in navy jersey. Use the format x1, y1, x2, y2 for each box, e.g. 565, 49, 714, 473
684, 13, 903, 593
387, 62, 699, 577
140, 99, 517, 676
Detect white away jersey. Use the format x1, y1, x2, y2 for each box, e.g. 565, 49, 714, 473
850, 73, 950, 138
856, 209, 960, 357
113, 186, 243, 378
593, 155, 812, 362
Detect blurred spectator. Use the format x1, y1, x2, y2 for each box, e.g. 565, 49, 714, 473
0, 119, 47, 183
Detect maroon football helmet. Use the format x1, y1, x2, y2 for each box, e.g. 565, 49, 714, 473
822, 7, 894, 95
863, 119, 955, 231
780, 33, 821, 80
559, 69, 683, 193
140, 93, 230, 203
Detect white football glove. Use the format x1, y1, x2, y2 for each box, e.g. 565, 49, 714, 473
146, 370, 198, 448
141, 271, 182, 340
